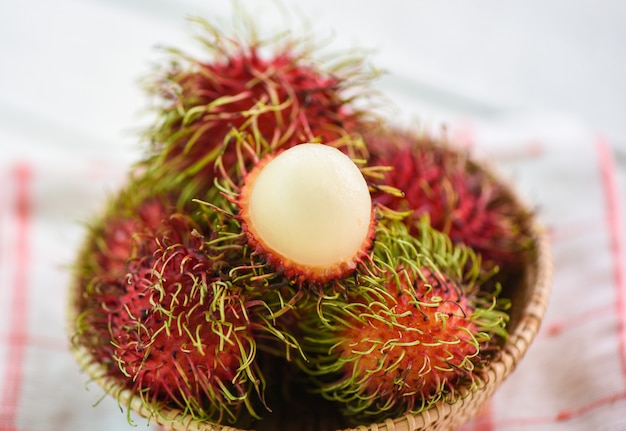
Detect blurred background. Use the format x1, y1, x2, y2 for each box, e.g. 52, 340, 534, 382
3, 0, 626, 156
1, 1, 625, 430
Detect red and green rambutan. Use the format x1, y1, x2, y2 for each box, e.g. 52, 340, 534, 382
143, 17, 378, 195
366, 125, 534, 277
88, 197, 170, 281
73, 186, 180, 340
107, 214, 262, 423
297, 215, 509, 423
72, 181, 307, 424
76, 202, 248, 421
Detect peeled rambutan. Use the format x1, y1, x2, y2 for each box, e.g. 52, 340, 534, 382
235, 142, 375, 284
366, 125, 533, 273
298, 217, 508, 423
144, 18, 376, 193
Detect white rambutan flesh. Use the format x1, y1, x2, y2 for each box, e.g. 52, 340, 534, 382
240, 143, 373, 281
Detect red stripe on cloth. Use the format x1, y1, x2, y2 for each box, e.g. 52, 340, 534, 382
465, 401, 494, 431
0, 168, 12, 272
494, 391, 626, 428
596, 137, 626, 381
555, 390, 626, 422
0, 164, 32, 431
543, 304, 615, 337
0, 333, 67, 352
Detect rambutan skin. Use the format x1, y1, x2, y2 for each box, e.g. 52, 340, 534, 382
331, 269, 479, 416
296, 217, 508, 423
89, 198, 169, 280
145, 23, 375, 192
300, 275, 483, 422
366, 126, 534, 272
73, 198, 267, 423
72, 181, 313, 424
108, 217, 259, 423
73, 193, 175, 348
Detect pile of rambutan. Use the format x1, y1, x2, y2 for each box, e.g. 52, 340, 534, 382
68, 15, 550, 431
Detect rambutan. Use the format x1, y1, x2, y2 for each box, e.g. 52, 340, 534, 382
73, 193, 174, 348
144, 18, 376, 194
74, 205, 261, 422
107, 214, 263, 424
298, 216, 508, 423
236, 142, 375, 284
366, 125, 534, 273
88, 197, 169, 280
73, 179, 309, 424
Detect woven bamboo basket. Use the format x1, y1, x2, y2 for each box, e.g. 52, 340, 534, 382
67, 146, 552, 431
